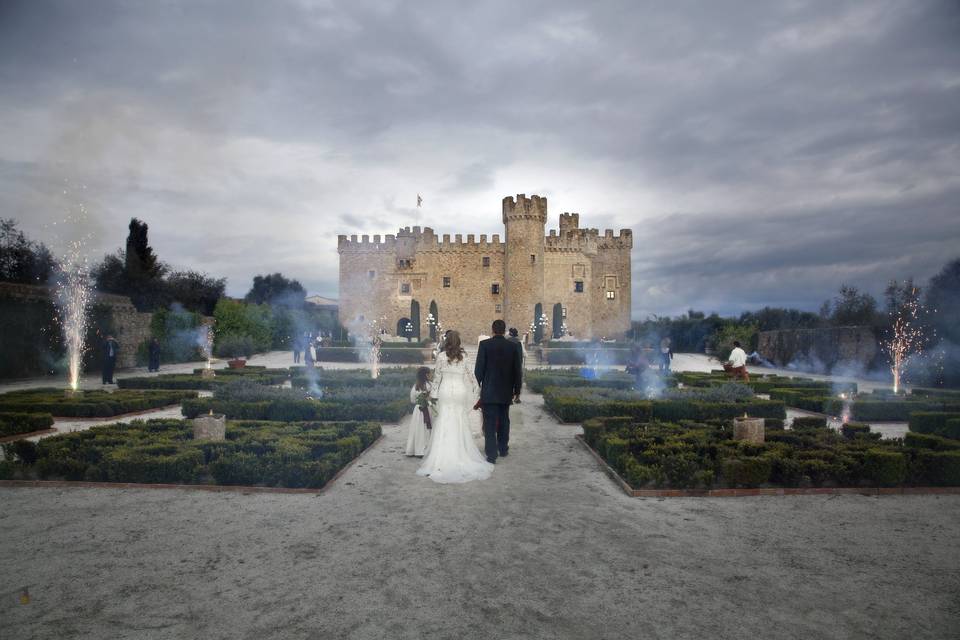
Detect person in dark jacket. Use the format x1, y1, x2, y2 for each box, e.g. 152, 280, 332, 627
474, 319, 523, 463
102, 335, 119, 384
148, 337, 161, 372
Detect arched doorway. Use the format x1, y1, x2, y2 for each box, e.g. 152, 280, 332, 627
410, 300, 421, 341
552, 303, 563, 339
533, 302, 544, 344
428, 300, 439, 341
397, 317, 413, 341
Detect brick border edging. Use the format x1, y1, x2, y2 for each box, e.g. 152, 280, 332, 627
574, 435, 960, 498
0, 433, 384, 495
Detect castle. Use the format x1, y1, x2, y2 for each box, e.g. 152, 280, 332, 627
337, 194, 633, 343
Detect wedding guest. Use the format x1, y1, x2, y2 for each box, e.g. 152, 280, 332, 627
102, 335, 119, 384
405, 366, 433, 457
658, 337, 673, 373
292, 333, 302, 364
725, 341, 749, 381
507, 327, 525, 364
148, 337, 161, 372
304, 333, 314, 367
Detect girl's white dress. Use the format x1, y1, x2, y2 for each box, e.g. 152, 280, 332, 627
416, 354, 493, 484
405, 384, 432, 457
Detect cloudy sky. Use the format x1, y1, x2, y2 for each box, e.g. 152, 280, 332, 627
2, 0, 958, 318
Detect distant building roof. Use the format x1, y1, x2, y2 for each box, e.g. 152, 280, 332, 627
306, 295, 339, 307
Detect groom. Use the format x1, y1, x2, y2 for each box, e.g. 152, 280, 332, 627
475, 319, 523, 464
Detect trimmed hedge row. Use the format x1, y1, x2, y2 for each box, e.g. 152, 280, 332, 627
909, 412, 960, 439
290, 367, 418, 390
182, 396, 409, 423
543, 387, 785, 424
0, 389, 199, 417
2, 418, 381, 489
313, 348, 426, 364
0, 412, 55, 438
117, 370, 292, 390
525, 369, 640, 394
582, 416, 960, 490
544, 349, 632, 365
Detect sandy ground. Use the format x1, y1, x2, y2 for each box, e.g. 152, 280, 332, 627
2, 391, 958, 640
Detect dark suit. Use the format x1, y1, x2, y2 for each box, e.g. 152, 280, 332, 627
475, 335, 523, 461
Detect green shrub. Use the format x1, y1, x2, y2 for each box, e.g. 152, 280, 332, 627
0, 459, 14, 479
800, 459, 830, 486
0, 412, 54, 437
914, 451, 960, 486
863, 449, 907, 486
106, 446, 204, 484
769, 454, 804, 487
379, 349, 426, 364
314, 348, 361, 363
623, 456, 657, 488
791, 416, 828, 431
214, 333, 256, 359
208, 452, 264, 485
909, 412, 960, 438
0, 389, 197, 417
903, 432, 960, 451
841, 422, 872, 439
722, 457, 772, 488
3, 439, 39, 465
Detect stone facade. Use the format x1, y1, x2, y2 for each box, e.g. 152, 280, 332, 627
1, 282, 155, 370
337, 194, 633, 343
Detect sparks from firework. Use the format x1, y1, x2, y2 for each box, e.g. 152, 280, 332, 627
50, 188, 94, 391
884, 287, 927, 394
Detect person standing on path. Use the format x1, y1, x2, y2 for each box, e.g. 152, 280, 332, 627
148, 337, 161, 372
102, 335, 119, 384
725, 340, 749, 381
659, 337, 673, 373
474, 319, 523, 463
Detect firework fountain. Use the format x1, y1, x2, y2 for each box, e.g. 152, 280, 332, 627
884, 287, 926, 394
54, 236, 94, 392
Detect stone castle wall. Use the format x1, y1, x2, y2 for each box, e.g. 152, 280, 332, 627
757, 326, 880, 372
1, 282, 153, 371
338, 194, 633, 343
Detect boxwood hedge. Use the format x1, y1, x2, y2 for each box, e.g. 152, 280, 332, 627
0, 389, 199, 417
0, 412, 55, 438
909, 412, 960, 439
4, 418, 381, 489
581, 416, 960, 490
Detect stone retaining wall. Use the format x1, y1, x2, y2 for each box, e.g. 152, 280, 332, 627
757, 326, 879, 372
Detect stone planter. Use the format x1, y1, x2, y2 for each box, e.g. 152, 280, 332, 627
200, 367, 216, 379
193, 413, 226, 441
227, 358, 247, 369
733, 416, 765, 443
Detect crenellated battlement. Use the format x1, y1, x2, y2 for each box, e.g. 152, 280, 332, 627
545, 227, 633, 252
338, 227, 504, 253
502, 193, 547, 224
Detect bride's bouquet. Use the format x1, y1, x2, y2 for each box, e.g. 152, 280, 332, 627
415, 390, 437, 429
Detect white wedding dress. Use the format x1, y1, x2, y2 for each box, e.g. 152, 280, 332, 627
416, 354, 494, 484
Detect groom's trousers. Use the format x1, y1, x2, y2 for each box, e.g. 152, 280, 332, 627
481, 402, 510, 460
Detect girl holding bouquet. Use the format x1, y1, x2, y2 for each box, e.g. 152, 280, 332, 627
405, 366, 434, 457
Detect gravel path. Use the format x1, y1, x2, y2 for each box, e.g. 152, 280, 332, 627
2, 392, 958, 639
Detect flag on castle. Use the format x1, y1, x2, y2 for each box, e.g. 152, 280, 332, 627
417, 193, 423, 208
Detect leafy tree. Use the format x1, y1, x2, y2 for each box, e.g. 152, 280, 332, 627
91, 250, 127, 293
123, 218, 167, 310
165, 271, 226, 316
712, 323, 758, 362
925, 258, 960, 345
739, 307, 822, 332
0, 219, 54, 284
821, 285, 879, 327
212, 299, 273, 353
244, 273, 306, 306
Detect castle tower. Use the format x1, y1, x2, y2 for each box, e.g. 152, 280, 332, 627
502, 194, 546, 335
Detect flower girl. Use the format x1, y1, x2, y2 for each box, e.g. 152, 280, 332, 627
405, 366, 434, 457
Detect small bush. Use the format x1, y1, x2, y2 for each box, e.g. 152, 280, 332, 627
0, 412, 54, 437
914, 451, 960, 486
722, 457, 772, 488
841, 422, 872, 439
909, 412, 960, 439
903, 432, 960, 451
863, 449, 907, 487
791, 417, 827, 430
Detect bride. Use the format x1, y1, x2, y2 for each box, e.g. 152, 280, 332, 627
416, 330, 494, 484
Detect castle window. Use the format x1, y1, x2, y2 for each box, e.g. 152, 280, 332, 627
400, 283, 411, 295
491, 283, 500, 295
482, 256, 490, 267
574, 281, 584, 293
495, 304, 502, 313
368, 270, 375, 279
606, 290, 616, 300
562, 307, 567, 319
398, 259, 413, 269
530, 254, 536, 265
443, 276, 451, 288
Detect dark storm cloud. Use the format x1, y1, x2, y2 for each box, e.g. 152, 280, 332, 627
0, 0, 957, 314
